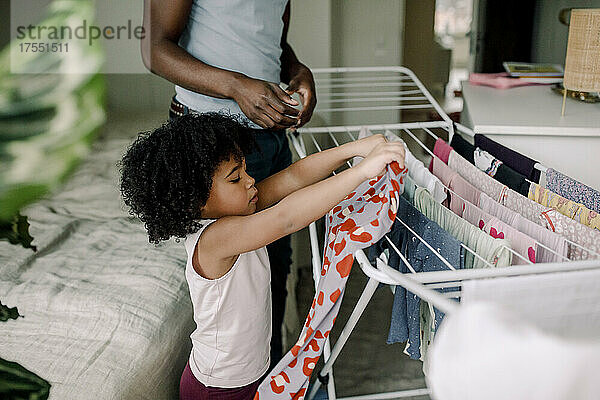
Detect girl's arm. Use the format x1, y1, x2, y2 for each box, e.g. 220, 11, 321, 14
255, 134, 386, 211
196, 141, 405, 278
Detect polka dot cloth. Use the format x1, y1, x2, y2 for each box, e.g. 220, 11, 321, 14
255, 162, 408, 400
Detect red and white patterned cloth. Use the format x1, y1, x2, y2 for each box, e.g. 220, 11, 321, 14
255, 162, 408, 400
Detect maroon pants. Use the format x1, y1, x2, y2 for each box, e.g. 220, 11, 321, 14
179, 362, 261, 400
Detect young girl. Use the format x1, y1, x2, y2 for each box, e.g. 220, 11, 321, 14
119, 113, 404, 400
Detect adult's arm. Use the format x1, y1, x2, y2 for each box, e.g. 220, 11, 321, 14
141, 0, 300, 129
279, 1, 317, 128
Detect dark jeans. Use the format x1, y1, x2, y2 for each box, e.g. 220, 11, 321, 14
169, 99, 292, 368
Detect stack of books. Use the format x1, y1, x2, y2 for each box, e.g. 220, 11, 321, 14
502, 62, 564, 84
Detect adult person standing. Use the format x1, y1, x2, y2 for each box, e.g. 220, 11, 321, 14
140, 0, 317, 370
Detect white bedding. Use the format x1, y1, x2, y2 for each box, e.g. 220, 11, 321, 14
0, 129, 195, 399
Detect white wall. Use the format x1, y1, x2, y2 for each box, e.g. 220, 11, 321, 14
331, 0, 404, 67
287, 0, 333, 68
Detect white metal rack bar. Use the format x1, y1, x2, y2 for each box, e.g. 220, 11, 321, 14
318, 96, 428, 105
287, 67, 600, 400
317, 82, 419, 89
320, 90, 423, 98
315, 104, 434, 113
297, 120, 448, 134
307, 66, 454, 138
295, 132, 339, 400
314, 75, 414, 83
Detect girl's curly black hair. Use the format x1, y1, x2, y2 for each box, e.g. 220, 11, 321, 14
118, 112, 257, 244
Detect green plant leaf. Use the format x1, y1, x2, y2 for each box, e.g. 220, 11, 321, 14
0, 358, 51, 400
0, 301, 22, 322
0, 213, 36, 251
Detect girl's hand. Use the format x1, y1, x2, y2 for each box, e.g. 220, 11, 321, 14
353, 134, 387, 158
356, 141, 406, 180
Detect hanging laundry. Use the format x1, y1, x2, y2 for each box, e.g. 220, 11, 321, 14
501, 186, 600, 260
463, 202, 537, 265
391, 173, 460, 359
528, 183, 600, 231
479, 193, 568, 263
460, 268, 600, 340
369, 196, 464, 360
354, 128, 447, 204
545, 168, 600, 214
432, 138, 453, 165
256, 163, 407, 400
474, 134, 541, 183
538, 209, 600, 260
402, 175, 417, 203
426, 302, 600, 400
474, 147, 530, 196
431, 156, 481, 217
474, 147, 503, 176
428, 137, 454, 171
448, 150, 507, 203
413, 188, 511, 269
383, 130, 447, 203
449, 133, 475, 165
448, 149, 599, 260
420, 301, 436, 363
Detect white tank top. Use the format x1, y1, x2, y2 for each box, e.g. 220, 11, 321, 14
184, 219, 271, 387
175, 0, 288, 128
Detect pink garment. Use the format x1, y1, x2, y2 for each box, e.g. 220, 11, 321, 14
463, 202, 537, 265
448, 150, 600, 261
433, 138, 453, 165
448, 150, 506, 202
469, 72, 545, 89
256, 163, 408, 400
478, 193, 568, 263
431, 156, 481, 217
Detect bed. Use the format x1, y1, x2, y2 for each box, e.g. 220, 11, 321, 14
0, 115, 194, 399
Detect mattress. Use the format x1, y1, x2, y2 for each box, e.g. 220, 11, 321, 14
0, 126, 195, 399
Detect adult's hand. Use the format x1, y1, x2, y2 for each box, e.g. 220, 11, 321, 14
285, 64, 316, 128
232, 76, 301, 130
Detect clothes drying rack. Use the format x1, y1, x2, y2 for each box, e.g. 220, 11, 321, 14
287, 67, 600, 400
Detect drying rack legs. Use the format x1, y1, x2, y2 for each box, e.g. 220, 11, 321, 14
309, 278, 379, 400
308, 275, 431, 400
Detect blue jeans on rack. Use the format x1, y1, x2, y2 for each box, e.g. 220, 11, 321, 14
369, 196, 464, 360
169, 97, 292, 368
